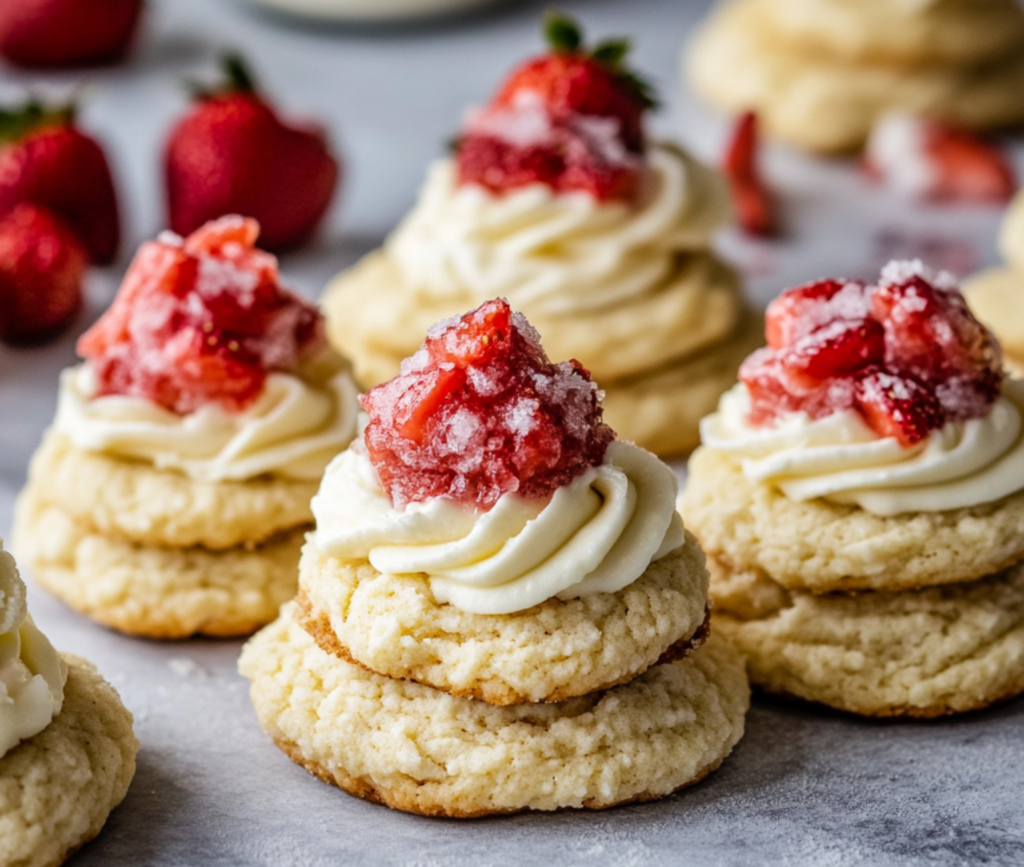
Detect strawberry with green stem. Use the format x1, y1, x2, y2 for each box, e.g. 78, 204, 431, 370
0, 99, 121, 264
456, 11, 659, 201
164, 54, 340, 253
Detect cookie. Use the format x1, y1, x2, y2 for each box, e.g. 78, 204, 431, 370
240, 604, 749, 817
12, 491, 305, 639
296, 532, 709, 705
324, 249, 743, 388
709, 557, 1024, 717
687, 0, 1024, 153
25, 432, 317, 551
601, 308, 763, 456
680, 447, 1024, 594
766, 0, 1024, 66
0, 654, 137, 867
965, 267, 1024, 372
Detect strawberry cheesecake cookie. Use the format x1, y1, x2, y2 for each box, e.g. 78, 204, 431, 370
240, 298, 749, 816
966, 191, 1024, 374
323, 13, 760, 456
13, 216, 359, 638
686, 0, 1024, 154
0, 541, 138, 867
681, 261, 1024, 717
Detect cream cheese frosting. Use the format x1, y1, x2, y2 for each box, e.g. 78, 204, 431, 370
54, 362, 359, 483
387, 142, 731, 317
0, 541, 66, 759
312, 438, 685, 614
701, 381, 1024, 516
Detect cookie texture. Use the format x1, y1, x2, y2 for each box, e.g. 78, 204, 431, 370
26, 432, 317, 551
680, 447, 1024, 594
297, 533, 710, 705
687, 0, 1024, 153
323, 248, 743, 387
600, 309, 763, 455
12, 491, 304, 639
709, 558, 1024, 717
766, 0, 1024, 65
0, 654, 137, 867
240, 605, 749, 817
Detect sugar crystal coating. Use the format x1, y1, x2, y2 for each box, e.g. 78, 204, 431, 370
360, 298, 615, 510
78, 215, 325, 415
742, 260, 1002, 445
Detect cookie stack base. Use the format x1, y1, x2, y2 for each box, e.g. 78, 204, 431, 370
0, 655, 138, 867
240, 604, 749, 817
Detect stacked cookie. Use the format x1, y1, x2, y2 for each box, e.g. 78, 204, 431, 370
0, 540, 138, 867
322, 15, 761, 456
242, 299, 749, 816
13, 217, 359, 639
966, 190, 1024, 374
682, 262, 1024, 717
687, 0, 1024, 153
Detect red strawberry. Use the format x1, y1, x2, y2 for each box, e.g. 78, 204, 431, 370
0, 100, 121, 264
864, 114, 1016, 204
0, 0, 142, 68
855, 371, 942, 447
0, 203, 86, 345
455, 12, 657, 202
165, 54, 340, 253
722, 112, 776, 237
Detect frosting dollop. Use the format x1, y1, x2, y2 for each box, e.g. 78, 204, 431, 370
55, 362, 359, 483
387, 142, 730, 317
312, 438, 685, 614
0, 542, 66, 759
702, 380, 1024, 515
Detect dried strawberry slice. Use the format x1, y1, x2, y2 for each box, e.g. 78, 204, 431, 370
361, 298, 614, 510
78, 215, 325, 415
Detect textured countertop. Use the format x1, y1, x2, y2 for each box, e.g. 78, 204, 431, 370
1, 0, 1023, 864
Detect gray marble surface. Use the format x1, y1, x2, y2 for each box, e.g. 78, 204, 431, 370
1, 0, 1023, 864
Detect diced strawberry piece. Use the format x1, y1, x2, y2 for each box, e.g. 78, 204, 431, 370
77, 215, 326, 415
855, 371, 943, 447
722, 112, 776, 237
766, 278, 857, 348
0, 203, 86, 345
361, 298, 614, 510
864, 114, 1016, 204
741, 261, 1003, 443
784, 318, 885, 386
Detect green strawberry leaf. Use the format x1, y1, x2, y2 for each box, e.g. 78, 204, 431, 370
544, 10, 582, 53
0, 99, 75, 144
592, 39, 629, 67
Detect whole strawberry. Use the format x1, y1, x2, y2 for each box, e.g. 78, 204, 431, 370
0, 100, 121, 264
456, 12, 658, 201
165, 54, 340, 253
0, 0, 142, 68
0, 203, 86, 345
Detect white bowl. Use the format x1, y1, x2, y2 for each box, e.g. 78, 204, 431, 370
248, 0, 505, 22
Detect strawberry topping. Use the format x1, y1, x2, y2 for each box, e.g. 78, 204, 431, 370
77, 215, 325, 415
864, 114, 1016, 204
742, 261, 1002, 446
361, 298, 615, 511
722, 112, 776, 237
455, 12, 657, 202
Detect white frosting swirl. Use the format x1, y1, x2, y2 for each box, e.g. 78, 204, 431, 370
54, 363, 359, 483
387, 143, 730, 317
0, 542, 66, 759
701, 381, 1024, 516
312, 439, 685, 614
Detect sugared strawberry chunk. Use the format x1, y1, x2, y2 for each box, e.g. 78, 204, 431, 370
454, 13, 655, 202
864, 113, 1016, 204
742, 261, 1003, 446
78, 215, 325, 415
361, 298, 614, 510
